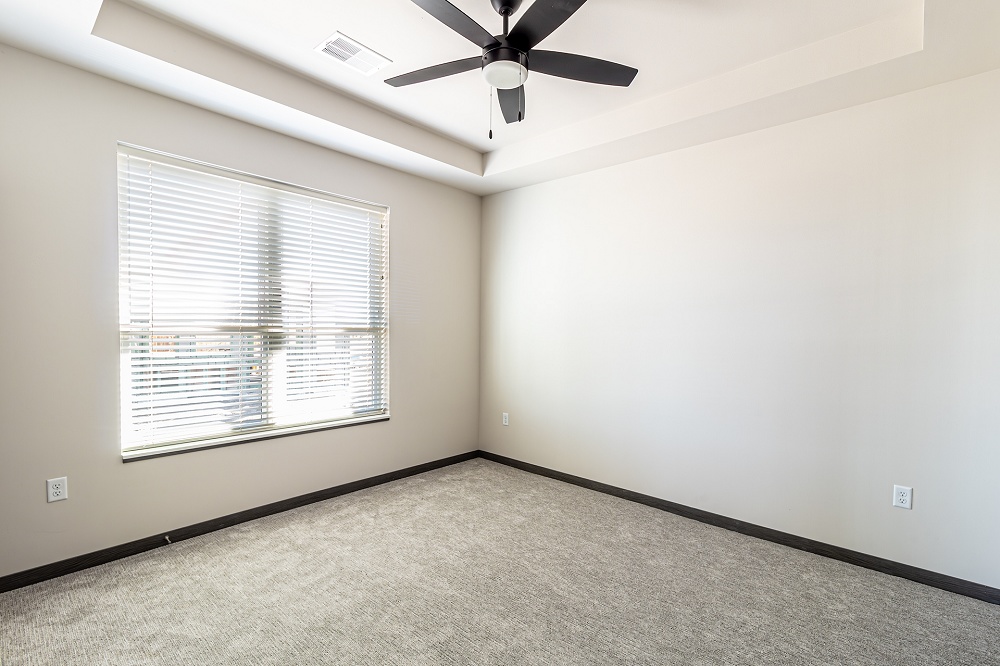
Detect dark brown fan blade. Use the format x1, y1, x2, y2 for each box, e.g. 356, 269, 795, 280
412, 0, 500, 49
530, 50, 637, 86
497, 86, 525, 124
385, 57, 482, 87
506, 0, 587, 51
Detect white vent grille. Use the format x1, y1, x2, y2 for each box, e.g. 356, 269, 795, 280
315, 32, 391, 76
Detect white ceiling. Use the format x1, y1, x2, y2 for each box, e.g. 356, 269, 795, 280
121, 0, 913, 151
3, 0, 1000, 194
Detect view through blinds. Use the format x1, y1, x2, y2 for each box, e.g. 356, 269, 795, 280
118, 145, 389, 457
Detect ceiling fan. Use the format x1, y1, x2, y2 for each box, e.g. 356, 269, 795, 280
385, 0, 638, 125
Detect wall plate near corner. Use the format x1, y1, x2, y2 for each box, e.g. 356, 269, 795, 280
893, 484, 912, 509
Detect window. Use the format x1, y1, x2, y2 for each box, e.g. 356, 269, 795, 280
118, 144, 389, 459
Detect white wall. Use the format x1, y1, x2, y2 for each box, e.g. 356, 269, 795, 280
0, 47, 480, 578
481, 68, 1000, 588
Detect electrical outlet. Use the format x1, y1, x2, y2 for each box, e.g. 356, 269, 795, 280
893, 484, 912, 510
502, 412, 509, 426
46, 477, 68, 503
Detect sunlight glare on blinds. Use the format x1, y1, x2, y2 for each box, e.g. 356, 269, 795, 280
118, 145, 388, 456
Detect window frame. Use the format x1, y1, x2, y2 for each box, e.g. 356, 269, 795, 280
117, 143, 390, 461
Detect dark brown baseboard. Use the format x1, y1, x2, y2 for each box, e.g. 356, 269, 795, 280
4, 449, 997, 606
478, 450, 1000, 606
0, 451, 478, 594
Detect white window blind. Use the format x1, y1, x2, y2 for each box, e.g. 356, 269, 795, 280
118, 144, 389, 459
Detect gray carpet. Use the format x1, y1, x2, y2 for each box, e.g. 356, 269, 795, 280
1, 459, 998, 665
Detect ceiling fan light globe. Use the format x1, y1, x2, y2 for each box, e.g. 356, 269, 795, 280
483, 60, 528, 89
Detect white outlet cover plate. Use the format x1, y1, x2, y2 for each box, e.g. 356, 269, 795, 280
502, 412, 509, 426
46, 477, 68, 503
893, 484, 912, 509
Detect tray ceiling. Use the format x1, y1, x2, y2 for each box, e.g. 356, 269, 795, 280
3, 0, 1000, 194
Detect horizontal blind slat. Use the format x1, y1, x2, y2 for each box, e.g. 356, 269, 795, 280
119, 145, 389, 453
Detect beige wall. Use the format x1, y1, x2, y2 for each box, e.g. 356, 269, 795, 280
5, 38, 1000, 592
0, 47, 481, 577
481, 68, 1000, 588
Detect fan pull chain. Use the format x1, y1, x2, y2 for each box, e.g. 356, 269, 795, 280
489, 86, 494, 140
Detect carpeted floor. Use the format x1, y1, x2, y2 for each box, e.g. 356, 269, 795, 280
1, 459, 998, 665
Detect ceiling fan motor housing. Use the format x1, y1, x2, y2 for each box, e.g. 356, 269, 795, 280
482, 46, 528, 89
490, 0, 522, 16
